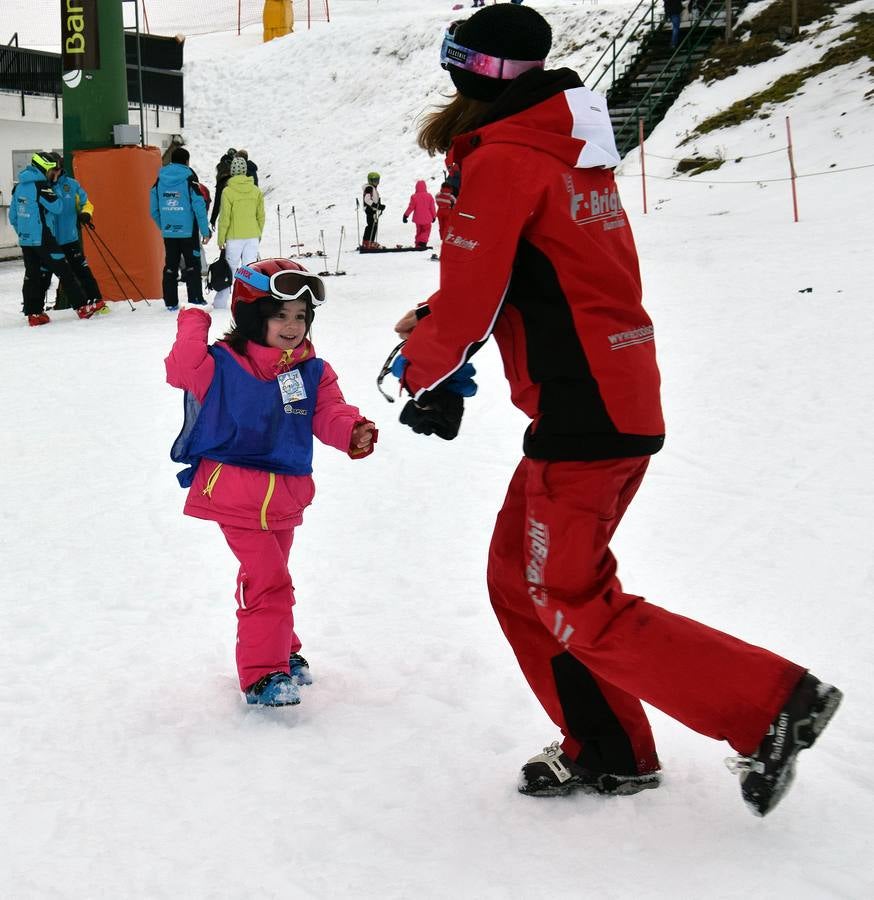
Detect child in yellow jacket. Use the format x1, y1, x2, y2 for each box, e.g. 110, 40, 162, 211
215, 156, 266, 306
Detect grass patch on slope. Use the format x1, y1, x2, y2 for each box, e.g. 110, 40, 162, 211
696, 0, 859, 83
689, 7, 874, 139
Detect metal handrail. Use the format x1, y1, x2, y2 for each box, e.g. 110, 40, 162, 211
584, 0, 663, 94
611, 0, 731, 153
582, 0, 653, 87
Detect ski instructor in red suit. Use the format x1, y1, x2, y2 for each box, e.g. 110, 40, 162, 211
389, 3, 841, 817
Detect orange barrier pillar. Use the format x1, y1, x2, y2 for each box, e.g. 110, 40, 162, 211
73, 146, 165, 302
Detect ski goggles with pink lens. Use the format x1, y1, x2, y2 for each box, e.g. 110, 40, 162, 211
235, 265, 326, 306
440, 22, 545, 80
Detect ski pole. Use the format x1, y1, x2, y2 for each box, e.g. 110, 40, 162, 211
355, 197, 361, 247
91, 225, 151, 304
277, 203, 282, 257
292, 205, 300, 257
317, 229, 330, 276
86, 225, 151, 305
84, 227, 136, 310
334, 226, 345, 274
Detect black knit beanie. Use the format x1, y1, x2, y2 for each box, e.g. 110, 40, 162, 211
448, 3, 552, 102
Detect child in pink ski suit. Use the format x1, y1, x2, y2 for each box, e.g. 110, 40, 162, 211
166, 258, 376, 706
435, 181, 457, 242
403, 179, 438, 249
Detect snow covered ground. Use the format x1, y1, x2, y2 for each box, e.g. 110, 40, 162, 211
1, 2, 873, 897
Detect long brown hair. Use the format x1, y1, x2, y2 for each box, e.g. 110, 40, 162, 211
417, 92, 492, 155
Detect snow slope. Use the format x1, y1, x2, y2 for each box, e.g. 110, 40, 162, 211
1, 2, 872, 898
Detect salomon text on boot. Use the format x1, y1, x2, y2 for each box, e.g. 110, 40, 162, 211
726, 672, 842, 817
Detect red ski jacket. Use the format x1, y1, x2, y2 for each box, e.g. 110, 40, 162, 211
402, 69, 665, 461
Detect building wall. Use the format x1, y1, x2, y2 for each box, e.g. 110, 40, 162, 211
0, 93, 182, 257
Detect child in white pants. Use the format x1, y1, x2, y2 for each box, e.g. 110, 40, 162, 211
216, 237, 260, 308
215, 155, 265, 307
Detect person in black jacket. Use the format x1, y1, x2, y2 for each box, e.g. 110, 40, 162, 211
664, 0, 684, 48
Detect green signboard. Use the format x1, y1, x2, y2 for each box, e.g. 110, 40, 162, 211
62, 0, 129, 155
61, 0, 101, 71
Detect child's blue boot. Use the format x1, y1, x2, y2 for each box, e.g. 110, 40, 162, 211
245, 672, 300, 706
289, 653, 313, 686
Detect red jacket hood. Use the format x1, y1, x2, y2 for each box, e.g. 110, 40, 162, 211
447, 68, 620, 173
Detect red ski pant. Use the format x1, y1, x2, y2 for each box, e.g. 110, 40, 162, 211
487, 457, 805, 773
220, 524, 302, 691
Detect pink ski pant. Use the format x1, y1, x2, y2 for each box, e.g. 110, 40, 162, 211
487, 457, 805, 774
220, 523, 302, 690
415, 223, 431, 246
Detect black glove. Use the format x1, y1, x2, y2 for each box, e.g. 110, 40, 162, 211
403, 216, 408, 224
399, 387, 463, 440
378, 203, 386, 212
78, 211, 92, 226
38, 186, 57, 202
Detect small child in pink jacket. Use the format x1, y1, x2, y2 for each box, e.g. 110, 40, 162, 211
165, 258, 376, 707
403, 179, 438, 249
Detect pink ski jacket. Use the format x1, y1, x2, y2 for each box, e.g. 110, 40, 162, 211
165, 307, 372, 531
404, 180, 437, 225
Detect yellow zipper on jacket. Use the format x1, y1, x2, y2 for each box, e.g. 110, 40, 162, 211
260, 472, 276, 530
201, 463, 275, 531
202, 463, 223, 497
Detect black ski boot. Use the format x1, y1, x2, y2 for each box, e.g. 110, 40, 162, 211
288, 653, 312, 686
727, 672, 842, 817
518, 741, 662, 797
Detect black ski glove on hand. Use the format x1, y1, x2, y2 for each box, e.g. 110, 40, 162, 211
403, 216, 408, 224
399, 387, 464, 440
78, 211, 92, 226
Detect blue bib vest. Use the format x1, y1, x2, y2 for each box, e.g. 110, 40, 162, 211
171, 345, 324, 487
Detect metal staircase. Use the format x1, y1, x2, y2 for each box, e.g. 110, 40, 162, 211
583, 1, 750, 157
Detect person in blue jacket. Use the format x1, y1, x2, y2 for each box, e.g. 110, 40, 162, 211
9, 152, 91, 327
43, 152, 105, 315
150, 146, 211, 310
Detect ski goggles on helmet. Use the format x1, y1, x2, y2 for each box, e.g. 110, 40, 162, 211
234, 266, 326, 306
440, 21, 545, 80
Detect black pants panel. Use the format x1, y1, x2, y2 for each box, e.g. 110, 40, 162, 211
21, 246, 86, 315
162, 237, 203, 306
363, 208, 380, 243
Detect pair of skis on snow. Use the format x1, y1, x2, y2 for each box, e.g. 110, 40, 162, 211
357, 245, 433, 254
